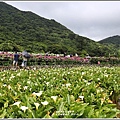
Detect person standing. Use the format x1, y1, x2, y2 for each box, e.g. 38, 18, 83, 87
21, 55, 28, 67
13, 51, 20, 67
21, 50, 30, 67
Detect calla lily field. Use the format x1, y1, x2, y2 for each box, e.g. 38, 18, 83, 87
0, 66, 120, 118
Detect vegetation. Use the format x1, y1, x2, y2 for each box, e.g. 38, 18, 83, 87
0, 3, 120, 118
0, 51, 120, 67
0, 2, 120, 57
98, 35, 120, 57
99, 35, 120, 45
0, 66, 120, 118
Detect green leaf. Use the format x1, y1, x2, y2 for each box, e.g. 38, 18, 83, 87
0, 109, 7, 118
4, 101, 8, 108
58, 101, 64, 112
67, 94, 70, 105
106, 111, 118, 118
44, 106, 54, 112
70, 95, 75, 102
84, 105, 95, 118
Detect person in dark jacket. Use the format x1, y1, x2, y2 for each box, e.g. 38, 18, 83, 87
13, 51, 19, 66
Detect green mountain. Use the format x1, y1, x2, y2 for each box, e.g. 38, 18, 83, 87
0, 2, 119, 57
99, 35, 120, 45
99, 35, 120, 56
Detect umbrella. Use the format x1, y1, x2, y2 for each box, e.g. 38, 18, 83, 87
22, 50, 28, 56
22, 50, 30, 58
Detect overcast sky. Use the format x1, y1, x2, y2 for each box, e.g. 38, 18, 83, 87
4, 1, 120, 41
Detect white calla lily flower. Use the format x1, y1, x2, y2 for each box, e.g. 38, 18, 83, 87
8, 85, 11, 90
34, 102, 40, 110
23, 86, 28, 90
20, 106, 28, 112
32, 91, 43, 97
51, 96, 57, 102
13, 101, 21, 107
46, 82, 50, 86
79, 96, 84, 100
66, 83, 71, 87
41, 101, 49, 106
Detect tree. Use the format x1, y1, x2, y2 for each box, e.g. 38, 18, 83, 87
0, 41, 22, 52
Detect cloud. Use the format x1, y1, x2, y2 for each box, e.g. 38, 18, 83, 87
5, 1, 120, 41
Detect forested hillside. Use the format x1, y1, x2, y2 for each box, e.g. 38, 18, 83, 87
99, 35, 120, 48
0, 2, 120, 57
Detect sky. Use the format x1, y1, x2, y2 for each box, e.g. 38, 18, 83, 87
4, 1, 120, 41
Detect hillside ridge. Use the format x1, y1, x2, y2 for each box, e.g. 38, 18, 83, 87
0, 2, 120, 57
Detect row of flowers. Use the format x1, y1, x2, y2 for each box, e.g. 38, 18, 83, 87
0, 51, 120, 66
0, 51, 90, 66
